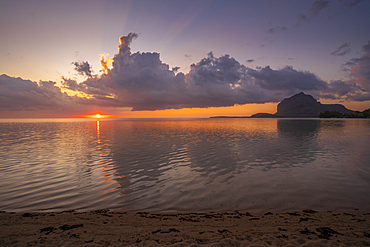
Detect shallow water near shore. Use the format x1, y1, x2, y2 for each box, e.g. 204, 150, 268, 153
0, 118, 369, 213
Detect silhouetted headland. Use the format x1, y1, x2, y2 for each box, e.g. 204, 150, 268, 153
211, 92, 354, 118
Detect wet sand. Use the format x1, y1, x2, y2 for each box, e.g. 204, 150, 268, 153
1, 210, 369, 246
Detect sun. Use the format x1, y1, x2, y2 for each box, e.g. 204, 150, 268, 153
82, 113, 109, 118
76, 113, 122, 118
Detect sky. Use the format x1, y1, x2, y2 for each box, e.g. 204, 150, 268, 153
1, 0, 370, 118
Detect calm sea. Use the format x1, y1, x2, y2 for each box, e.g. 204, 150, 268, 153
0, 118, 369, 213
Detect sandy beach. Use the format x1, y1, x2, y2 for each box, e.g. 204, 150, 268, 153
1, 210, 369, 246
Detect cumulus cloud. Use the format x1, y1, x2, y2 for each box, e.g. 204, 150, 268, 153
247, 66, 328, 92
82, 34, 370, 109
319, 80, 360, 99
0, 74, 81, 112
72, 61, 93, 78
331, 42, 351, 56
62, 34, 340, 110
118, 32, 138, 55
2, 34, 370, 117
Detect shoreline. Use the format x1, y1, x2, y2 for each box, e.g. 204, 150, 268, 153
1, 210, 369, 246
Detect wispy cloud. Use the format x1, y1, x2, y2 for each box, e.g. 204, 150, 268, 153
294, 0, 330, 27
267, 26, 288, 34
270, 0, 366, 34
331, 42, 351, 56
337, 0, 367, 9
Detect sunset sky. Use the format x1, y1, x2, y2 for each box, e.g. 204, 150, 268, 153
1, 0, 370, 118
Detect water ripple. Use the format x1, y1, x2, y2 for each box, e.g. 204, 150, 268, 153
0, 118, 369, 212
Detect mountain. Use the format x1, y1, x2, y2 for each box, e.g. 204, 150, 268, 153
251, 92, 354, 118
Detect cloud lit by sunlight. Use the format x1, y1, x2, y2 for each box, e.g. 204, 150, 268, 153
100, 54, 113, 74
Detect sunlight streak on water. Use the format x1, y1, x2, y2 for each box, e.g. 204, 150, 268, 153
0, 118, 369, 212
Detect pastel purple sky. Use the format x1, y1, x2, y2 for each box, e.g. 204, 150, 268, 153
1, 0, 370, 118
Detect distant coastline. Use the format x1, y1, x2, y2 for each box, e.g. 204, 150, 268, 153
209, 116, 251, 118
210, 92, 359, 119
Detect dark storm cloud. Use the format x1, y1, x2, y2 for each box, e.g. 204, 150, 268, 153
72, 61, 93, 78
331, 42, 351, 56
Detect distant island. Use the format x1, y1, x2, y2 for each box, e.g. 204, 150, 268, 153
211, 92, 360, 118
319, 109, 370, 118
253, 92, 354, 118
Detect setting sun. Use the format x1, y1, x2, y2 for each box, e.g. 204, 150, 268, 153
77, 113, 115, 118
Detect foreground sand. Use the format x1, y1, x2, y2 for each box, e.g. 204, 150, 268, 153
1, 210, 369, 246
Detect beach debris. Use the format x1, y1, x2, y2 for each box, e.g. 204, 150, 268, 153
22, 213, 37, 217
300, 228, 316, 235
218, 229, 231, 234
179, 217, 200, 222
288, 212, 300, 216
152, 228, 180, 234
316, 227, 341, 240
39, 227, 55, 235
299, 217, 314, 223
59, 224, 84, 231
92, 209, 109, 214
203, 213, 223, 219
60, 210, 75, 213
303, 209, 317, 214
276, 234, 288, 239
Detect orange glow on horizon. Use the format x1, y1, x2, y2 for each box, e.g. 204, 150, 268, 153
73, 103, 278, 119
118, 103, 278, 118
77, 113, 121, 118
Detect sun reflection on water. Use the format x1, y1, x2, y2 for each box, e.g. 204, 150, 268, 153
96, 120, 100, 139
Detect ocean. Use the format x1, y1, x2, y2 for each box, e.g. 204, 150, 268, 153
0, 118, 369, 213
